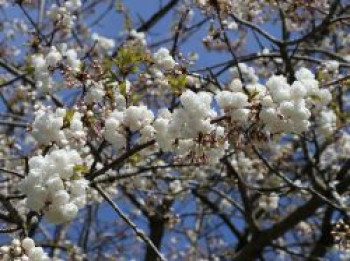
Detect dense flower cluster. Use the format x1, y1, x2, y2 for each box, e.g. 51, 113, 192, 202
153, 48, 176, 70
20, 148, 88, 223
216, 66, 334, 135
32, 106, 85, 147
153, 90, 227, 164
0, 238, 50, 261
31, 107, 66, 145
104, 105, 155, 150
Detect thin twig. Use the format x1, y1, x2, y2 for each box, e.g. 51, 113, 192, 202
93, 184, 167, 261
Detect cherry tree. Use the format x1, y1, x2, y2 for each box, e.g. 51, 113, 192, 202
0, 0, 349, 260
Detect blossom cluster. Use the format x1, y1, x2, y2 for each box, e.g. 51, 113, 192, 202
153, 90, 227, 164
140, 47, 177, 88
0, 238, 50, 261
32, 106, 85, 147
20, 148, 88, 224
104, 105, 155, 150
97, 60, 336, 166
217, 65, 333, 135
47, 0, 81, 29
261, 68, 332, 134
153, 48, 177, 71
92, 33, 116, 53
31, 45, 81, 92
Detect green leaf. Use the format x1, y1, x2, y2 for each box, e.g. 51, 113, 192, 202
129, 152, 141, 165
131, 93, 142, 104
119, 81, 127, 97
63, 110, 75, 127
73, 164, 89, 177
24, 65, 35, 75
113, 47, 147, 75
168, 75, 187, 94
115, 0, 124, 12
